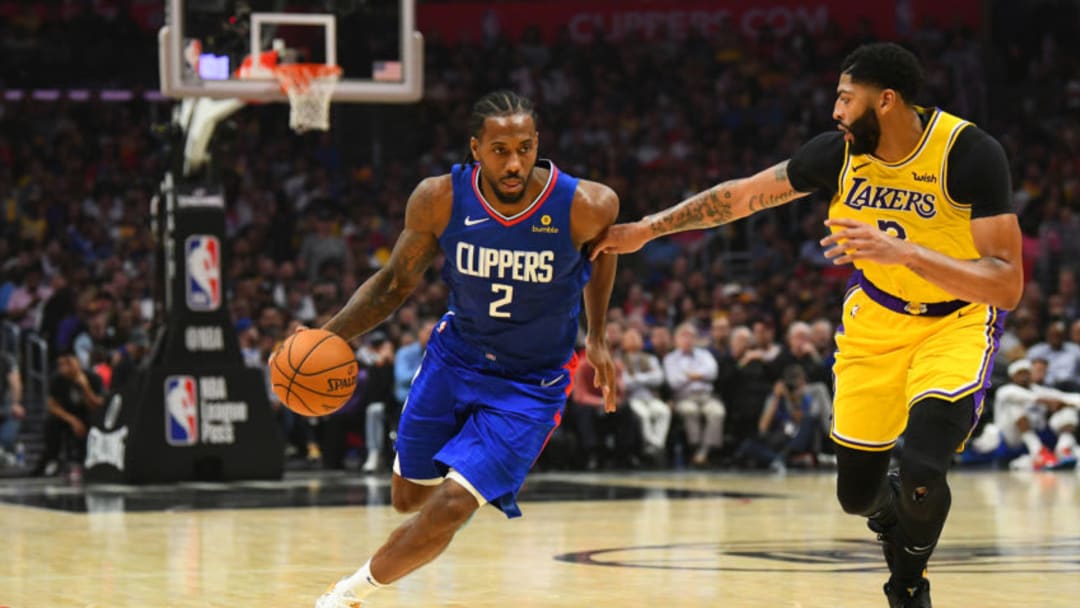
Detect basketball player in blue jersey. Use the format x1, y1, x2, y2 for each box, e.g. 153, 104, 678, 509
315, 91, 620, 608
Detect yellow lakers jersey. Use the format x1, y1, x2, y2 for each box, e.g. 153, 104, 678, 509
828, 108, 978, 303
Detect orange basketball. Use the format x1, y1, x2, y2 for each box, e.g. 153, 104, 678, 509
269, 329, 358, 416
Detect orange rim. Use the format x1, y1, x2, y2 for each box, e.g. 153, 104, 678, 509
272, 63, 342, 93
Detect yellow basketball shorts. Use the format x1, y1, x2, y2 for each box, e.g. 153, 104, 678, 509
831, 286, 1005, 452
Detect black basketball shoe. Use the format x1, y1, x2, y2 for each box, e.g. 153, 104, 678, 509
883, 577, 932, 608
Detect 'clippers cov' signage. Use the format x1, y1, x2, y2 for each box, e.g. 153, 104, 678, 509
418, 0, 980, 45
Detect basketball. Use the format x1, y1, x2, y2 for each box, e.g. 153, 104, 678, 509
270, 329, 359, 416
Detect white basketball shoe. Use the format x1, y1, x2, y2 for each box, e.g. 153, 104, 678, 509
315, 579, 363, 608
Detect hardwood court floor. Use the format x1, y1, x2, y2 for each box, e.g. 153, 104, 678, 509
1, 469, 1079, 607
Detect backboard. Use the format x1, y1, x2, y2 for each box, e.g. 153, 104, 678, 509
159, 0, 422, 103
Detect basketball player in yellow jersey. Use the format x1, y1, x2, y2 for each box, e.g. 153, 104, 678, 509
594, 42, 1021, 607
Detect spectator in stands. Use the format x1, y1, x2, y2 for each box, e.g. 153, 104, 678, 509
967, 358, 1080, 470
809, 318, 836, 375
664, 322, 725, 466
1069, 318, 1080, 351
719, 325, 774, 449
647, 325, 674, 361
734, 365, 830, 472
571, 341, 634, 470
6, 263, 52, 331
34, 351, 105, 476
751, 318, 782, 367
772, 320, 829, 385
393, 319, 435, 407
0, 352, 24, 466
709, 316, 732, 361
298, 204, 352, 281
620, 327, 671, 463
358, 333, 396, 474
109, 326, 150, 393
1056, 268, 1080, 321
73, 311, 110, 370
1026, 320, 1080, 389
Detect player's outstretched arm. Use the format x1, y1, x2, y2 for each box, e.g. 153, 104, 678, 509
323, 177, 448, 341
590, 161, 809, 258
575, 180, 620, 412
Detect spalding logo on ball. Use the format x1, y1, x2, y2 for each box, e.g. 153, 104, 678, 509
270, 329, 359, 416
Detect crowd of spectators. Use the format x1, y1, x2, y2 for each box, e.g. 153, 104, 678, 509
2, 1, 1080, 476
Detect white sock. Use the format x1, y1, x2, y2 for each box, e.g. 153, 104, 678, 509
1055, 432, 1077, 457
1021, 431, 1044, 457
340, 559, 384, 599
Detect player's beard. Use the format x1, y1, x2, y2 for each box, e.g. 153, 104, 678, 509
844, 108, 881, 156
487, 170, 531, 204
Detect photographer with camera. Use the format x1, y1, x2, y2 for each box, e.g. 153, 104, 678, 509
734, 364, 831, 472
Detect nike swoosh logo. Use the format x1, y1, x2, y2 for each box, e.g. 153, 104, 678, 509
852, 162, 871, 172
905, 543, 934, 555
540, 374, 565, 388
464, 216, 490, 226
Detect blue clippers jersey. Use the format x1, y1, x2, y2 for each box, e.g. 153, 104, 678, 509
440, 160, 590, 371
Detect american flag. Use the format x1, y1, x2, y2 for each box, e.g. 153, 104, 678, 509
373, 61, 402, 82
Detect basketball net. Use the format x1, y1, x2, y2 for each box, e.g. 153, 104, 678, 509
236, 51, 342, 133
274, 64, 342, 133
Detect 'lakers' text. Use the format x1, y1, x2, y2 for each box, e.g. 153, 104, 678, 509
842, 176, 937, 219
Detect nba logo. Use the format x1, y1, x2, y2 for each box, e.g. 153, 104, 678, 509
185, 235, 221, 311
165, 375, 198, 446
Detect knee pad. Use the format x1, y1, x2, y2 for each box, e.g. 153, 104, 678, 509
835, 444, 892, 516
837, 480, 888, 516
897, 448, 951, 525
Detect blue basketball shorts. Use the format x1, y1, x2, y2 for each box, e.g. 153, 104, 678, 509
394, 315, 578, 518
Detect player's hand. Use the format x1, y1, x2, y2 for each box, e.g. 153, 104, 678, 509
70, 419, 87, 438
269, 325, 309, 367
11, 402, 25, 419
589, 221, 652, 260
586, 338, 618, 413
821, 218, 913, 266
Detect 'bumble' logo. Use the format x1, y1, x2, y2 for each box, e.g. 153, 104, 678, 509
533, 213, 559, 234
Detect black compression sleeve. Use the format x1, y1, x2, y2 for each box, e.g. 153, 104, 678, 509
946, 126, 1014, 218
787, 131, 846, 198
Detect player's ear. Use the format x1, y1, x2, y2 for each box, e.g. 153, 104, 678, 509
469, 136, 480, 162
879, 89, 896, 113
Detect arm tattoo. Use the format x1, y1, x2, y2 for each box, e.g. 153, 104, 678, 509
322, 230, 439, 341
644, 161, 803, 237
749, 161, 800, 212
647, 182, 737, 236
748, 188, 801, 212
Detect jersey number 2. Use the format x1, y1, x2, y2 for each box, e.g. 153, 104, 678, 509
876, 219, 908, 240
489, 283, 514, 318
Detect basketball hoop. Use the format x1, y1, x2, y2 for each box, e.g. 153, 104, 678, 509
273, 63, 342, 133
